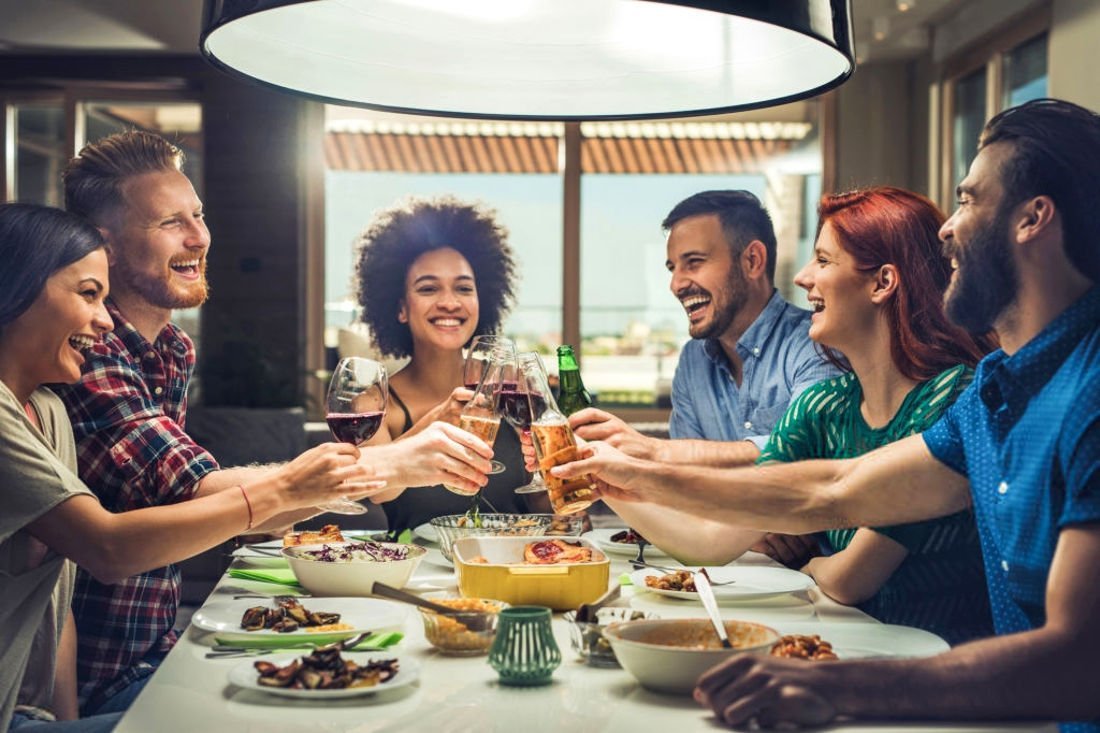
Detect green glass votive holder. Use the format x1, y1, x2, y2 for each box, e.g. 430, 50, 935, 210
487, 606, 561, 686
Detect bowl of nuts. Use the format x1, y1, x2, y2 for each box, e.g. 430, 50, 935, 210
417, 596, 508, 655
564, 607, 657, 667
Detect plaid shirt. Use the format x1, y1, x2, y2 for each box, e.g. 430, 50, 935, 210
54, 301, 218, 712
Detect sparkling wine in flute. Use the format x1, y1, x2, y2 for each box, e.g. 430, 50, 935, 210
459, 413, 500, 445
529, 418, 596, 515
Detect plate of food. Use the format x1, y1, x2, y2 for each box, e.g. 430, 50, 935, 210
582, 528, 671, 559
630, 566, 815, 602
769, 623, 949, 660
193, 597, 408, 644
227, 649, 419, 699
233, 525, 375, 567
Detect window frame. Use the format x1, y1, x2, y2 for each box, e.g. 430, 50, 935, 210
933, 6, 1050, 209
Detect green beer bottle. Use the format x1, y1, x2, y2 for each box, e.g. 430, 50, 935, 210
556, 344, 593, 416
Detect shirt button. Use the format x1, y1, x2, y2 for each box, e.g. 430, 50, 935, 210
997, 481, 1009, 495
752, 347, 761, 356
744, 421, 753, 430
144, 351, 156, 360
1001, 560, 1010, 572
154, 386, 164, 396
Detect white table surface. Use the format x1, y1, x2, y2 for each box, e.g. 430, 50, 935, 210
115, 542, 1056, 733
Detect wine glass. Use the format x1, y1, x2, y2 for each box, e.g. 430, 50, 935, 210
503, 352, 550, 494
463, 335, 515, 390
322, 357, 388, 515
444, 356, 508, 495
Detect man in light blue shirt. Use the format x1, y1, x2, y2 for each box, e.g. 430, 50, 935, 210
664, 192, 837, 448
571, 190, 836, 563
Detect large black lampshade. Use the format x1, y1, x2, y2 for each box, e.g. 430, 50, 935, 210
200, 0, 855, 120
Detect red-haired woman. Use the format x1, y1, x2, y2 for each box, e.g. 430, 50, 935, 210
753, 186, 995, 642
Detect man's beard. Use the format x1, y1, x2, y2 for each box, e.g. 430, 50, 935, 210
112, 257, 209, 310
690, 269, 748, 340
945, 207, 1018, 335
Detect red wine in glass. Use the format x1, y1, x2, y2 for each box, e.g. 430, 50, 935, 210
326, 411, 385, 445
498, 389, 546, 431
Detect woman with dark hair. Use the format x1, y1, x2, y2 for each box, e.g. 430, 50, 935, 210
0, 203, 372, 732
355, 196, 544, 532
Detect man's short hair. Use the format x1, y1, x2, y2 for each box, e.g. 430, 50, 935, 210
662, 190, 778, 282
980, 98, 1100, 281
63, 131, 184, 226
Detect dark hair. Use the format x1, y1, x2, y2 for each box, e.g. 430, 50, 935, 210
661, 190, 778, 282
0, 203, 106, 329
355, 196, 517, 358
63, 130, 184, 226
816, 187, 994, 381
980, 98, 1100, 281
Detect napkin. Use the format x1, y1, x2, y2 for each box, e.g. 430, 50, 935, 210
212, 630, 404, 650
227, 567, 302, 588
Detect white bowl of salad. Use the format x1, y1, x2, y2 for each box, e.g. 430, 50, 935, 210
282, 540, 427, 596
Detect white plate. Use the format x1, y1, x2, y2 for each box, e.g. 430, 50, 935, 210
630, 566, 815, 601
228, 652, 418, 699
774, 622, 950, 659
583, 528, 671, 559
412, 523, 438, 544
192, 597, 408, 644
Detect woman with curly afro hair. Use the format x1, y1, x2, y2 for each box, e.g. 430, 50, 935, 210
355, 196, 549, 532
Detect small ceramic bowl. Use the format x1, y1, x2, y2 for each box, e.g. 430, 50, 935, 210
604, 618, 779, 695
430, 514, 552, 562
282, 541, 426, 596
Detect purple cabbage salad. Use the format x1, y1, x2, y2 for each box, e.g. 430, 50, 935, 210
298, 541, 411, 563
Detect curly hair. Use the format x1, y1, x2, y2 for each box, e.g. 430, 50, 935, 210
355, 196, 517, 358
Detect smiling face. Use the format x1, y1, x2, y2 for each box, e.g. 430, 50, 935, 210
398, 247, 479, 353
940, 143, 1020, 334
105, 169, 210, 311
1, 249, 112, 390
794, 221, 879, 353
666, 213, 749, 341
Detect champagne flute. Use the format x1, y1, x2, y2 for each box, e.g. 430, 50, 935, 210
444, 356, 508, 495
322, 357, 388, 515
502, 352, 550, 494
463, 335, 515, 390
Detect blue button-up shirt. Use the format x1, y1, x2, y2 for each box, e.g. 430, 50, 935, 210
669, 290, 840, 446
925, 287, 1100, 733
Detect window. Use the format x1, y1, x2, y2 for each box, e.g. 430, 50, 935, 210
323, 108, 821, 412
936, 25, 1048, 206
11, 103, 66, 206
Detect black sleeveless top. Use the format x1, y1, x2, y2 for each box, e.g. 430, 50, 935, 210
380, 386, 535, 533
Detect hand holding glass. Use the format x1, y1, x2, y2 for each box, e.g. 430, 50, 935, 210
444, 358, 507, 496
322, 357, 388, 515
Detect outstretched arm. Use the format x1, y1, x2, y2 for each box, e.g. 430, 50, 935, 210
696, 523, 1100, 727
553, 434, 971, 533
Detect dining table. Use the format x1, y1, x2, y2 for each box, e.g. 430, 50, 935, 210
112, 532, 1057, 733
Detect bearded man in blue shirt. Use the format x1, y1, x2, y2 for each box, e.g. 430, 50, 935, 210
555, 98, 1100, 733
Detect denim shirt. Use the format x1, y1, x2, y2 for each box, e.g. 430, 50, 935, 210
924, 286, 1100, 733
669, 290, 840, 447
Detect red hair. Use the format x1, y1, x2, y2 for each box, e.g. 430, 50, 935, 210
817, 187, 995, 381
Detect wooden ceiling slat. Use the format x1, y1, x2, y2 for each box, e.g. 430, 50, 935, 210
499, 135, 523, 173
645, 136, 669, 174
658, 137, 683, 174
439, 134, 463, 172
424, 133, 451, 173
324, 134, 341, 169
377, 133, 402, 170
631, 137, 655, 175
395, 134, 420, 172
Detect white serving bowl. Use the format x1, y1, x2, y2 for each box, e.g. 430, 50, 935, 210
603, 618, 779, 695
282, 541, 426, 596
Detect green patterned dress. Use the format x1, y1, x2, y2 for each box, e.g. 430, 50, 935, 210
758, 364, 993, 644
